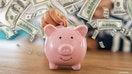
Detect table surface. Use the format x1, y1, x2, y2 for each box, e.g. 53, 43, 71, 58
0, 39, 132, 74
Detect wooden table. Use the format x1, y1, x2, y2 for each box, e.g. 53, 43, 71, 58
0, 40, 132, 74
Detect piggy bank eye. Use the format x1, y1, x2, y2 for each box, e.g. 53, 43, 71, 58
71, 36, 73, 39
59, 36, 62, 39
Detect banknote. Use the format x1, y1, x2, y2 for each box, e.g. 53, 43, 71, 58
91, 29, 99, 39
0, 0, 11, 8
36, 8, 49, 16
126, 0, 132, 21
68, 20, 74, 26
124, 29, 129, 35
77, 0, 101, 21
16, 18, 38, 40
99, 41, 105, 48
103, 7, 109, 18
87, 20, 97, 28
0, 22, 15, 39
113, 0, 126, 15
31, 0, 48, 6
110, 29, 117, 36
5, 0, 11, 6
120, 27, 129, 35
120, 27, 126, 35
6, 8, 18, 28
97, 19, 122, 30
6, 0, 30, 28
127, 30, 132, 36
25, 13, 35, 20
68, 15, 84, 26
0, 0, 5, 8
46, 1, 53, 8
57, 0, 82, 7
65, 5, 78, 14
24, 8, 48, 20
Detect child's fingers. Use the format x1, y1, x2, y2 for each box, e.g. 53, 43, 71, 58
42, 17, 48, 28
61, 16, 68, 27
44, 11, 58, 26
49, 8, 68, 26
49, 8, 63, 23
41, 8, 68, 28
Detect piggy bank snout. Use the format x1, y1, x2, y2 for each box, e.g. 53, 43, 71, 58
58, 44, 73, 56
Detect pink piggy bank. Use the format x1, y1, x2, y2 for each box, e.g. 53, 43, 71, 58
44, 24, 88, 70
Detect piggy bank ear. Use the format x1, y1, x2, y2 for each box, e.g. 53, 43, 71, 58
44, 24, 57, 36
75, 25, 88, 36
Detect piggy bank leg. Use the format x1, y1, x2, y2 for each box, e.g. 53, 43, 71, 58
49, 63, 59, 70
72, 64, 81, 70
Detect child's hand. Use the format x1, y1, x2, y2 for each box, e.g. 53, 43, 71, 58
42, 0, 112, 27
42, 8, 68, 28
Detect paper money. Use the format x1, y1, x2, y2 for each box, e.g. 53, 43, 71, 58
97, 19, 122, 30
0, 0, 11, 8
127, 0, 132, 21
46, 1, 52, 8
31, 0, 48, 6
87, 20, 96, 28
5, 0, 11, 6
6, 0, 30, 28
110, 29, 117, 36
5, 8, 18, 28
36, 8, 48, 16
99, 41, 105, 48
65, 5, 78, 14
68, 15, 84, 26
24, 8, 48, 20
127, 30, 132, 36
16, 18, 38, 40
57, 0, 82, 7
120, 27, 126, 35
0, 22, 15, 39
120, 27, 129, 35
25, 13, 35, 20
91, 29, 99, 39
0, 0, 5, 8
113, 0, 126, 15
29, 36, 36, 42
77, 0, 101, 21
103, 7, 109, 18
124, 29, 129, 35
68, 20, 74, 26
